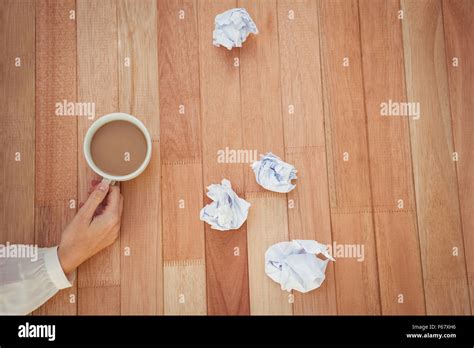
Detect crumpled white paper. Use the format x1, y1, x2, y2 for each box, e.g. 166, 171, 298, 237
213, 8, 258, 50
200, 179, 250, 231
251, 153, 297, 193
265, 240, 335, 293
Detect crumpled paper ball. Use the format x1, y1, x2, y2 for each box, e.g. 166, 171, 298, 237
265, 240, 335, 293
212, 8, 258, 50
251, 153, 297, 193
200, 179, 251, 231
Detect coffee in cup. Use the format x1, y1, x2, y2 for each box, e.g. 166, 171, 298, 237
83, 113, 152, 182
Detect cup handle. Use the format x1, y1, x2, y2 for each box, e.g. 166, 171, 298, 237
101, 177, 116, 186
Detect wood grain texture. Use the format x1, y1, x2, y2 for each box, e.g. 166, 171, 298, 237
162, 163, 204, 262
359, 0, 415, 210
1, 0, 473, 316
118, 0, 162, 315
359, 0, 425, 314
163, 260, 206, 315
198, 0, 250, 315
0, 0, 35, 245
162, 162, 206, 314
34, 204, 76, 314
121, 144, 162, 314
319, 0, 381, 314
238, 0, 292, 315
246, 194, 293, 315
277, 0, 325, 150
118, 0, 160, 140
158, 0, 201, 162
239, 0, 285, 193
319, 0, 372, 209
158, 0, 206, 315
401, 0, 470, 314
286, 151, 336, 314
278, 0, 336, 314
34, 0, 78, 315
77, 0, 121, 315
199, 0, 245, 191
35, 0, 77, 204
78, 286, 121, 315
331, 212, 380, 314
442, 0, 474, 312
373, 211, 425, 314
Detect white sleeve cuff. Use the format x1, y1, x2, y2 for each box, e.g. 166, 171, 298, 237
43, 246, 74, 290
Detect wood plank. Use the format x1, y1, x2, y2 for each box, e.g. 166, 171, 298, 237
319, 0, 381, 314
246, 194, 293, 315
0, 0, 35, 246
35, 0, 77, 205
77, 0, 121, 315
238, 0, 292, 315
163, 260, 206, 315
117, 0, 162, 315
162, 162, 206, 314
358, 0, 425, 314
158, 0, 201, 162
34, 0, 78, 315
199, 0, 245, 191
286, 151, 337, 314
319, 0, 372, 209
120, 143, 162, 314
198, 0, 250, 315
331, 212, 380, 314
442, 0, 474, 312
162, 163, 204, 262
401, 0, 470, 314
359, 0, 415, 210
158, 0, 207, 315
33, 204, 77, 314
373, 211, 425, 314
277, 0, 336, 314
277, 0, 325, 150
239, 0, 285, 192
78, 286, 120, 315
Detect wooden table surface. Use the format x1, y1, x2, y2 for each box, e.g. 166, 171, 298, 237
1, 0, 472, 315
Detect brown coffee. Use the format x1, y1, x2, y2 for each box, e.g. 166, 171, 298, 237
90, 120, 147, 176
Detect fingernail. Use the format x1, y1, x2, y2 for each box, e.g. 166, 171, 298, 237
98, 182, 109, 192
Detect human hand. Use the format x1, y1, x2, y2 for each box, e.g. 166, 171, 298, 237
58, 180, 124, 274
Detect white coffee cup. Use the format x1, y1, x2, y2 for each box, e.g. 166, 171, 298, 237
83, 112, 152, 182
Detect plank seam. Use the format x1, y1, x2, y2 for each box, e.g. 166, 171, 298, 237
116, 0, 123, 316
317, 0, 339, 314
162, 158, 202, 166
74, 0, 78, 316
78, 280, 121, 288
356, 0, 383, 314
424, 276, 473, 281
163, 259, 205, 267
331, 207, 415, 214
245, 191, 285, 199
275, 0, 295, 315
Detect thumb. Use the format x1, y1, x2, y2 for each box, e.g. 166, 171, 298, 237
79, 180, 110, 219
